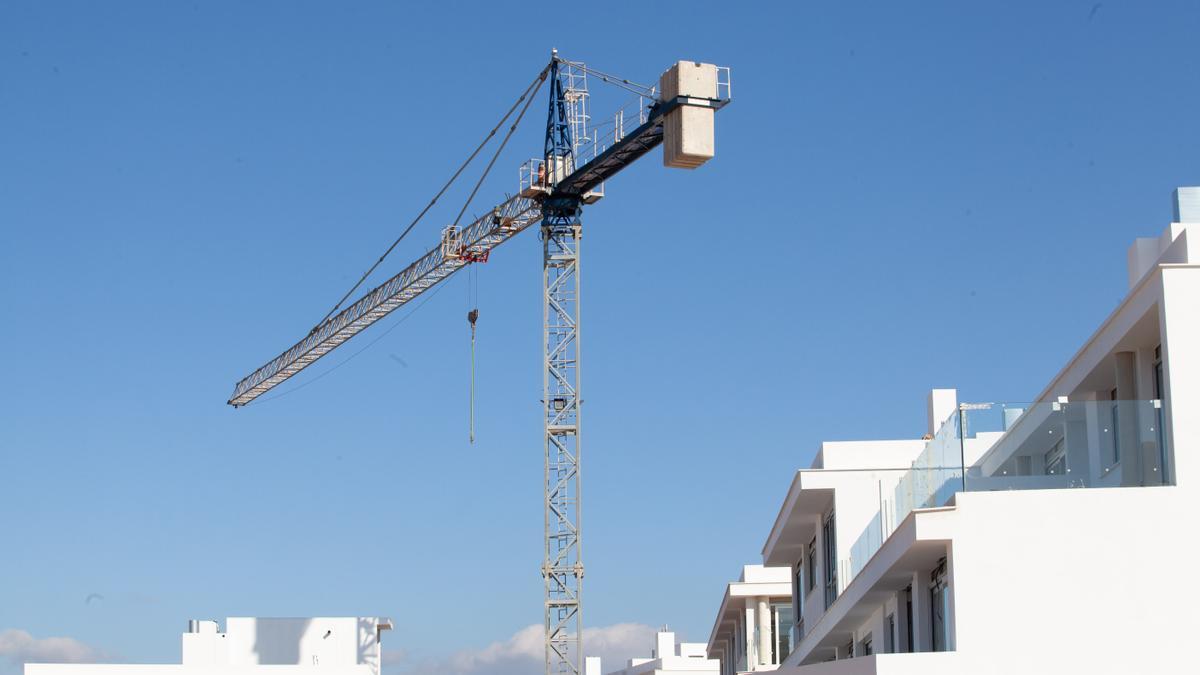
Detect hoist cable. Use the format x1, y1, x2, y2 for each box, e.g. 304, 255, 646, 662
309, 63, 552, 333
469, 320, 477, 443
454, 62, 551, 442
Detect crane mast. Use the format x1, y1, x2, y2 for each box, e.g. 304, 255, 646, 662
226, 52, 730, 675
541, 56, 585, 675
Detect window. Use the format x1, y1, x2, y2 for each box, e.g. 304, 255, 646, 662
724, 619, 744, 667
883, 613, 895, 654
806, 537, 817, 592
858, 634, 873, 657
1154, 346, 1169, 484
1108, 388, 1120, 467
772, 603, 793, 664
793, 562, 804, 627
1016, 454, 1032, 476
930, 558, 950, 652
1044, 438, 1067, 476
733, 617, 746, 672
843, 639, 854, 660
822, 511, 837, 609
904, 586, 913, 652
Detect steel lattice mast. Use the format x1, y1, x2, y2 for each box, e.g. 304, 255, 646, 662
541, 54, 584, 675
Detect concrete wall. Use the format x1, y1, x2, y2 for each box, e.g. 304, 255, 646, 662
30, 618, 386, 675
787, 483, 1200, 673
777, 652, 960, 675
1160, 263, 1200, 492
29, 662, 374, 667
812, 441, 925, 472
944, 487, 1196, 674
182, 617, 382, 670
608, 632, 718, 675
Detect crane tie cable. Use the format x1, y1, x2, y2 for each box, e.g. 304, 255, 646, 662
451, 67, 547, 229
556, 58, 658, 99
454, 73, 547, 441
308, 63, 551, 334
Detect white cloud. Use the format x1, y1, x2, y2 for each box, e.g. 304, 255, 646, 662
391, 623, 660, 675
0, 629, 111, 671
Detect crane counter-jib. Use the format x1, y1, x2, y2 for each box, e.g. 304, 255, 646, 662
227, 194, 542, 407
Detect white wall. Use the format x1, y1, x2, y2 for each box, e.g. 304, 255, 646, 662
1160, 264, 1200, 492
29, 617, 387, 675
608, 632, 718, 675
770, 220, 1200, 674
776, 652, 961, 675
25, 662, 372, 667
945, 487, 1197, 674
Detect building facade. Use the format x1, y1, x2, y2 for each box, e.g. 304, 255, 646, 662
752, 189, 1200, 673
602, 631, 718, 675
26, 617, 392, 675
706, 565, 794, 675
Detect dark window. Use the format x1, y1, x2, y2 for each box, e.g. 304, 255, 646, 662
883, 613, 895, 653
904, 586, 913, 652
822, 512, 837, 609
1044, 438, 1066, 476
772, 603, 793, 663
1154, 346, 1169, 484
1109, 388, 1120, 467
806, 537, 817, 592
931, 558, 950, 652
843, 639, 854, 660
729, 614, 739, 667
793, 564, 804, 634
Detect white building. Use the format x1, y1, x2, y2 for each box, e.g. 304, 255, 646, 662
603, 631, 718, 675
27, 617, 392, 675
752, 188, 1200, 673
706, 565, 793, 675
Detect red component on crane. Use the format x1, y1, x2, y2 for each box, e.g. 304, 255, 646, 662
460, 248, 490, 264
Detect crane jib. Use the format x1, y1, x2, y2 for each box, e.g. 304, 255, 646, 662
227, 195, 542, 406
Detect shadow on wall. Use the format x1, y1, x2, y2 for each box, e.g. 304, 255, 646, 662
253, 618, 313, 665
358, 618, 380, 673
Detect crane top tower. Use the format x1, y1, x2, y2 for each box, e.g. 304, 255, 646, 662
227, 53, 731, 675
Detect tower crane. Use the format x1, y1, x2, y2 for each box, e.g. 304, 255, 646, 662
227, 53, 731, 675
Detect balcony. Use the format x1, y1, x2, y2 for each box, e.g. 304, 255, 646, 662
779, 651, 960, 674
842, 399, 1171, 586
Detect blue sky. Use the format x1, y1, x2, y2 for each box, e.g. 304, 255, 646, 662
2, 1, 1199, 673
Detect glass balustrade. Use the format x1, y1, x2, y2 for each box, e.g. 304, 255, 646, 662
843, 399, 1170, 584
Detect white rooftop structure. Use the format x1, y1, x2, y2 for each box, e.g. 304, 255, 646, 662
706, 565, 793, 675
748, 189, 1200, 673
603, 631, 718, 675
26, 617, 392, 675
